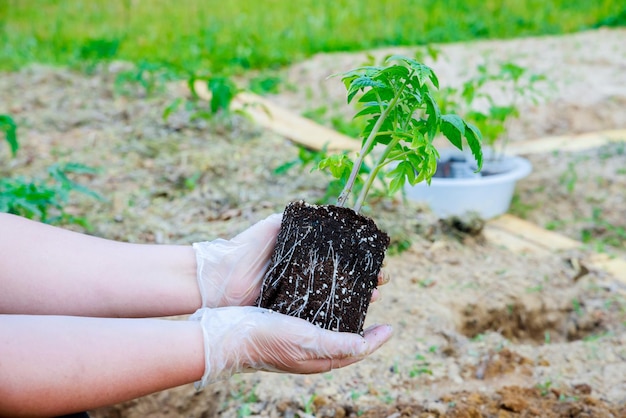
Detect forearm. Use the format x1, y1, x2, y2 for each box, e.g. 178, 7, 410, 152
0, 213, 201, 317
0, 314, 204, 417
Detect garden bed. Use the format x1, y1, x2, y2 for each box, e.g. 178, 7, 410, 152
1, 28, 626, 417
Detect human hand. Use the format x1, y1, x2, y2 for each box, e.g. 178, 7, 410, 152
371, 268, 390, 302
192, 214, 282, 308
190, 306, 393, 388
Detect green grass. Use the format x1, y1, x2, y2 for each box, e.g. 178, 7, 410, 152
1, 0, 624, 73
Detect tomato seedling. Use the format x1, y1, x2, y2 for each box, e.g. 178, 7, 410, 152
319, 55, 484, 212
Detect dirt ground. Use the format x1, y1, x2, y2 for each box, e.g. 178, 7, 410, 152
1, 28, 626, 417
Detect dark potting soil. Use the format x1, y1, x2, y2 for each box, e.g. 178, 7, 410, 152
256, 200, 390, 335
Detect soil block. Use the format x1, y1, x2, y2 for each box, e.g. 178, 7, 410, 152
256, 200, 390, 335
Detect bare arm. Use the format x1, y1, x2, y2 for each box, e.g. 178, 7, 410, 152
0, 312, 393, 417
0, 213, 201, 317
0, 314, 205, 417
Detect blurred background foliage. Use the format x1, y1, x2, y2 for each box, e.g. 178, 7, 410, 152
1, 0, 624, 74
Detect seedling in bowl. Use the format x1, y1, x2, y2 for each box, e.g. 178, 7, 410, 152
257, 55, 483, 334
439, 60, 548, 166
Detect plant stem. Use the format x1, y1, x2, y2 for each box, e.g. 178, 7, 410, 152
353, 136, 402, 212
353, 98, 423, 211
337, 84, 406, 209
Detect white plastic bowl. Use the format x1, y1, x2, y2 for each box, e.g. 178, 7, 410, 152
404, 151, 532, 219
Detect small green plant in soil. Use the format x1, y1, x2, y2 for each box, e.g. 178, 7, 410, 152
229, 381, 259, 418
409, 353, 433, 378
248, 73, 283, 95
581, 207, 626, 250
114, 61, 179, 97
559, 161, 579, 194
257, 56, 483, 334
1, 114, 18, 157
163, 74, 240, 122
0, 163, 103, 230
536, 379, 553, 397
1, 116, 101, 229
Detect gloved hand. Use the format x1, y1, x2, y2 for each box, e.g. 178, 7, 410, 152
192, 214, 282, 308
190, 306, 393, 389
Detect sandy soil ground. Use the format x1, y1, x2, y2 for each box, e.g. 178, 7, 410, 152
1, 28, 626, 417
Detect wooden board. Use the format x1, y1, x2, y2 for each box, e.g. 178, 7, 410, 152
507, 130, 626, 155
588, 254, 626, 282
486, 215, 626, 283
482, 226, 550, 255
487, 214, 581, 251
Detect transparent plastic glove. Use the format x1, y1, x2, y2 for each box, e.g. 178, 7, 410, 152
190, 306, 393, 389
192, 214, 282, 308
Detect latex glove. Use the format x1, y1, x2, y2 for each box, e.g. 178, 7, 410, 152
190, 306, 393, 389
192, 214, 282, 308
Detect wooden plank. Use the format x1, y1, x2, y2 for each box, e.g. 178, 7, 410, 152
482, 225, 550, 255
486, 214, 626, 283
507, 130, 626, 155
589, 254, 626, 282
488, 214, 580, 251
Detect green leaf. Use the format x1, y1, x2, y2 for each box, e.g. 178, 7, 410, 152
361, 117, 393, 148
489, 105, 517, 122
60, 162, 100, 175
376, 65, 410, 82
358, 87, 394, 103
0, 115, 19, 157
386, 165, 405, 195
409, 63, 436, 87
387, 161, 418, 194
402, 161, 416, 184
441, 114, 465, 150
272, 161, 298, 175
347, 75, 387, 103
353, 103, 382, 119
318, 154, 353, 179
208, 76, 238, 113
192, 110, 219, 121
461, 81, 476, 104
385, 54, 412, 66
464, 122, 484, 170
163, 98, 184, 121
0, 166, 101, 228
428, 70, 440, 89
424, 92, 441, 140
393, 54, 440, 88
386, 55, 435, 86
405, 144, 439, 185
410, 130, 427, 150
48, 163, 104, 201
187, 75, 200, 99
500, 61, 525, 81
407, 89, 423, 105
339, 66, 383, 81
426, 151, 438, 182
